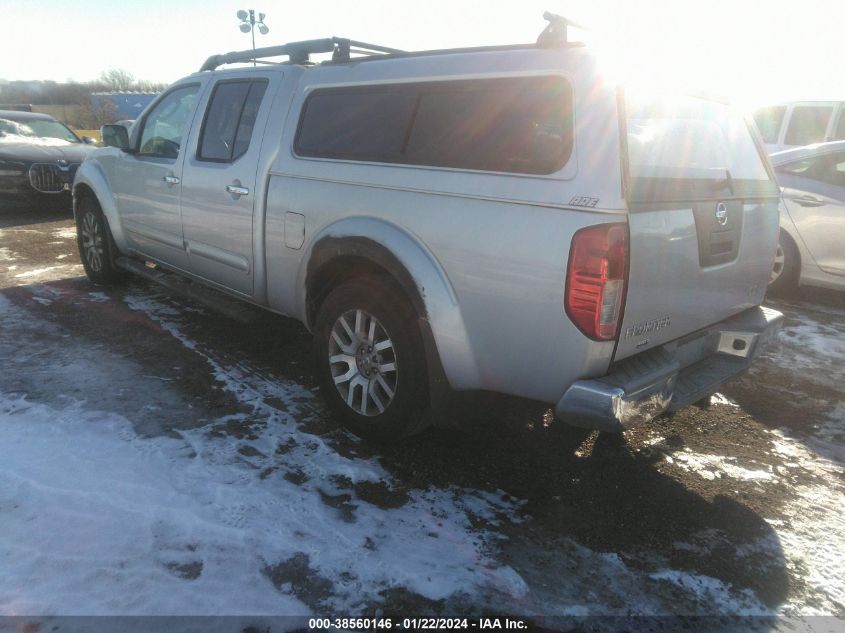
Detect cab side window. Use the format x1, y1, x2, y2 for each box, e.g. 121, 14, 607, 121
198, 80, 268, 162
138, 85, 200, 158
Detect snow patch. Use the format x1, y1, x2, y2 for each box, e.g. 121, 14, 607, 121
0, 393, 524, 615
669, 449, 774, 481
761, 430, 844, 615
710, 392, 739, 407
775, 484, 845, 615
649, 570, 768, 615
14, 266, 61, 279
52, 227, 78, 240
0, 247, 18, 262
761, 315, 845, 385
768, 429, 842, 479
11, 264, 82, 283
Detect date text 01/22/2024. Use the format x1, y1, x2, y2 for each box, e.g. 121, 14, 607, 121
308, 617, 529, 630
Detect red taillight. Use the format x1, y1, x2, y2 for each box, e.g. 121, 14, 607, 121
565, 223, 628, 340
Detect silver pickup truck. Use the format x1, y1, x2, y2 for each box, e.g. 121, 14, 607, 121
74, 20, 783, 441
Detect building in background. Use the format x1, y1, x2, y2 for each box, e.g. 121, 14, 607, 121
89, 92, 159, 121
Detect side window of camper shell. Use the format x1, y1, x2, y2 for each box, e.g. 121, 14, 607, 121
294, 75, 574, 175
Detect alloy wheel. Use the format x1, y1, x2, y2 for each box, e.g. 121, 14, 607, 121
770, 242, 785, 284
81, 211, 105, 273
328, 308, 398, 417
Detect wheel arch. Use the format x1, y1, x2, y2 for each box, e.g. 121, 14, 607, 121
73, 160, 127, 251
301, 217, 481, 391
778, 223, 803, 276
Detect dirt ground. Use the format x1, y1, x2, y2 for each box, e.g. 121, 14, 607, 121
0, 205, 843, 631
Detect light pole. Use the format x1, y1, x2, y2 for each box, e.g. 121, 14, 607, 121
237, 9, 269, 65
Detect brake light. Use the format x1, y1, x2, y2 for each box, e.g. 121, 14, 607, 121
565, 223, 628, 340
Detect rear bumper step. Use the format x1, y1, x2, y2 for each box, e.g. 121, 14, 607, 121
555, 306, 783, 432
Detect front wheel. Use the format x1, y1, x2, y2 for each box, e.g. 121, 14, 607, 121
76, 196, 123, 285
313, 278, 429, 442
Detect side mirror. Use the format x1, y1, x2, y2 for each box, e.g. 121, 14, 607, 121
101, 124, 130, 150
81, 135, 96, 145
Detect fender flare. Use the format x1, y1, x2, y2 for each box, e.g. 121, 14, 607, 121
778, 209, 809, 272
299, 216, 481, 391
73, 158, 128, 252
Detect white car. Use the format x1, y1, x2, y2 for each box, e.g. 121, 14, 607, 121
769, 141, 845, 293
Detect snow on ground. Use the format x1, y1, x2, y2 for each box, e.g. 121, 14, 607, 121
650, 296, 845, 617
12, 264, 82, 284
761, 301, 845, 391
2, 383, 780, 618
655, 427, 845, 616
0, 246, 18, 262
0, 393, 525, 615
711, 392, 739, 408
765, 432, 845, 616
665, 402, 845, 615
0, 292, 524, 615
1, 285, 843, 622
51, 227, 78, 240
667, 449, 775, 481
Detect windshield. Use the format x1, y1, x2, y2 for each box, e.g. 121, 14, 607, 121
0, 118, 80, 143
625, 95, 777, 201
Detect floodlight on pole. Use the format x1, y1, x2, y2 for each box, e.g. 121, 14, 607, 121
236, 9, 269, 65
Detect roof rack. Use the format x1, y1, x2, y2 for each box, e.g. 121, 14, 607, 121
536, 12, 586, 46
199, 37, 405, 71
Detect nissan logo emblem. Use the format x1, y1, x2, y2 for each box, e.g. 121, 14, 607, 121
715, 202, 728, 226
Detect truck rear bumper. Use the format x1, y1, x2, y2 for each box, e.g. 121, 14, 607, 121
555, 306, 783, 432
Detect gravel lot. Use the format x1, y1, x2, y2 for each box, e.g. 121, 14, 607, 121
0, 205, 843, 631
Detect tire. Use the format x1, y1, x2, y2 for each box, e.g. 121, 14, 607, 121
313, 277, 429, 442
767, 230, 800, 296
76, 196, 123, 285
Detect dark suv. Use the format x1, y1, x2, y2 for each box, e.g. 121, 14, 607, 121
0, 110, 96, 209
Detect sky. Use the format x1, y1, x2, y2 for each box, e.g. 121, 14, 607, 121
1, 0, 843, 107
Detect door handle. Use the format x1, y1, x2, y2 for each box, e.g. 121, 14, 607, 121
793, 195, 825, 207
163, 175, 180, 185
226, 185, 250, 196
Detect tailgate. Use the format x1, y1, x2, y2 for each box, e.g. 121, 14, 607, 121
616, 198, 779, 360
615, 94, 780, 361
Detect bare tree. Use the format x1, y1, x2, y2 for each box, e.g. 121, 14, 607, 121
98, 69, 135, 92
77, 96, 120, 129
134, 79, 168, 93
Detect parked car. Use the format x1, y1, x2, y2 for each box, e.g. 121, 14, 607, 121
0, 110, 97, 208
753, 101, 845, 154
768, 141, 845, 293
74, 19, 783, 441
